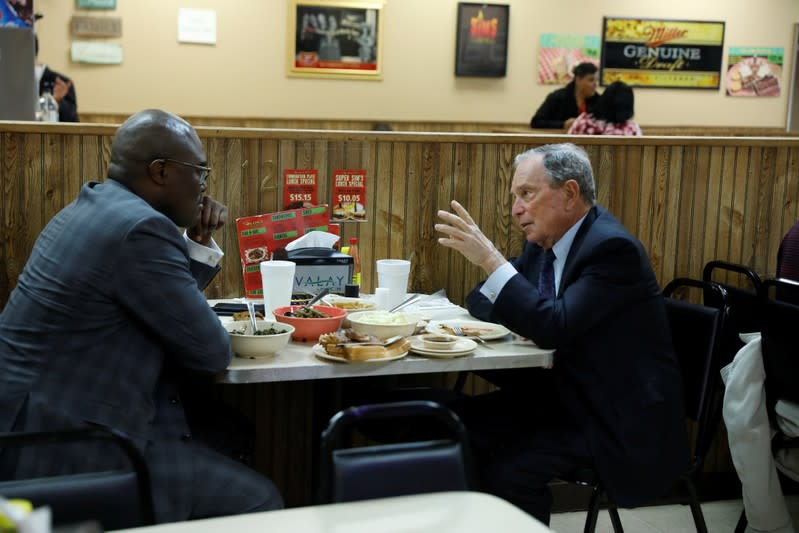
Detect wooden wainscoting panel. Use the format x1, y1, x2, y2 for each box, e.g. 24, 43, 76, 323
404, 142, 424, 292
388, 140, 408, 263
414, 142, 440, 295
362, 140, 386, 288
433, 142, 456, 301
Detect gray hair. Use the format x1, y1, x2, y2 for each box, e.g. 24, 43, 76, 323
514, 143, 596, 205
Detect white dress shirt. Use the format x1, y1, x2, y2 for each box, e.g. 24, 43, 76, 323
480, 212, 588, 303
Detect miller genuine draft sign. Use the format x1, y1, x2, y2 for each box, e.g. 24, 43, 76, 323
600, 17, 725, 89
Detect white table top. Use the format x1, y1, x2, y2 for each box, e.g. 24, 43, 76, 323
214, 299, 553, 384
115, 491, 552, 532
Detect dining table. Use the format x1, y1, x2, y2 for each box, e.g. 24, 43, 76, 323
114, 491, 553, 532
209, 294, 554, 507
213, 295, 554, 384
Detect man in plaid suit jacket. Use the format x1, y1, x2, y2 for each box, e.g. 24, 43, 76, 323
0, 109, 283, 523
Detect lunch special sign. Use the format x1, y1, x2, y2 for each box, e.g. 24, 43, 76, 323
282, 168, 319, 209
331, 169, 367, 221
600, 17, 725, 89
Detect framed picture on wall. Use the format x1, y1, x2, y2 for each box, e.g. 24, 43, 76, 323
454, 3, 509, 77
600, 17, 725, 89
287, 0, 384, 80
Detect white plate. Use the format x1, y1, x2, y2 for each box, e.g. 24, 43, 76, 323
312, 343, 408, 363
408, 336, 476, 358
426, 319, 510, 340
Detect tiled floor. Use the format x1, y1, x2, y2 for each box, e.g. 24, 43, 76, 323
549, 495, 799, 532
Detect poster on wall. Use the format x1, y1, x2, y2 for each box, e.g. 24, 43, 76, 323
283, 168, 319, 209
76, 0, 116, 8
1, 0, 34, 27
287, 0, 383, 80
726, 47, 782, 97
538, 34, 599, 85
600, 17, 725, 89
454, 3, 509, 77
331, 169, 367, 222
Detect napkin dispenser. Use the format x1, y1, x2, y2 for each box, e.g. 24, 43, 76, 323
286, 247, 353, 295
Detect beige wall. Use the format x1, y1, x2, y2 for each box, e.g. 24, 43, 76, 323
34, 0, 798, 127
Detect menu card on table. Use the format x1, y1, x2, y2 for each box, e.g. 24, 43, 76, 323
235, 206, 333, 299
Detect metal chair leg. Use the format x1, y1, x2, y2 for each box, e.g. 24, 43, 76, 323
682, 477, 708, 533
608, 504, 624, 533
583, 485, 603, 533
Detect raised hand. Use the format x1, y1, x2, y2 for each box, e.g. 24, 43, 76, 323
435, 200, 506, 274
187, 196, 228, 246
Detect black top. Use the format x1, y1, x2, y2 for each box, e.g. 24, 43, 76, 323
530, 81, 599, 129
39, 66, 79, 123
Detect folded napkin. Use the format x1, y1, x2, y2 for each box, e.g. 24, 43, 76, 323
285, 231, 340, 251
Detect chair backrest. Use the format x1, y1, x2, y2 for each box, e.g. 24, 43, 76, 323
759, 278, 799, 405
318, 400, 473, 504
0, 427, 155, 529
662, 278, 727, 470
702, 260, 762, 366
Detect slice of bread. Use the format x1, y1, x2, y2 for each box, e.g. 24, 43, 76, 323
343, 338, 411, 361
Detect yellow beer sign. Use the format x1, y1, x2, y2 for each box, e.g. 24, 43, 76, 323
600, 17, 725, 89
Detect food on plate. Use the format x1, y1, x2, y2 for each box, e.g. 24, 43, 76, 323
754, 76, 780, 96
728, 57, 780, 96
229, 325, 283, 336
441, 324, 494, 337
232, 310, 265, 322
319, 329, 410, 361
244, 247, 267, 263
421, 334, 458, 350
285, 306, 330, 318
330, 300, 374, 310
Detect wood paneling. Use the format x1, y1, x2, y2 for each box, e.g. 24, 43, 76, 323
78, 113, 797, 137
3, 122, 798, 504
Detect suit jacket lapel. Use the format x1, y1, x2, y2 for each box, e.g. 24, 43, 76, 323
558, 206, 600, 294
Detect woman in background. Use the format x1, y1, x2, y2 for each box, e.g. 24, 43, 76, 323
568, 81, 641, 136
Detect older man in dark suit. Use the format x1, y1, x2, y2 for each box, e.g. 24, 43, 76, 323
435, 143, 689, 524
0, 109, 282, 522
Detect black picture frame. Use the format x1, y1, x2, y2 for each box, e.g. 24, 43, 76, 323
455, 3, 509, 77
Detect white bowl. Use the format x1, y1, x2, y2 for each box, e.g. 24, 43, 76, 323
346, 310, 420, 339
224, 320, 294, 358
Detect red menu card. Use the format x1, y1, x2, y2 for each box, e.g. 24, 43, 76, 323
282, 168, 319, 209
235, 206, 331, 299
331, 169, 367, 221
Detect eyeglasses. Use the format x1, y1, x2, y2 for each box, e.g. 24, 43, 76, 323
153, 158, 211, 185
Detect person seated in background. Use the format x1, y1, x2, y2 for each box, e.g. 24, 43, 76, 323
35, 35, 79, 122
530, 62, 600, 131
567, 81, 642, 136
435, 143, 689, 525
0, 109, 283, 523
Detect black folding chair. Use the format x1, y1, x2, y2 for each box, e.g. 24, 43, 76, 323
734, 277, 799, 532
0, 427, 155, 530
559, 278, 727, 533
318, 400, 474, 504
702, 260, 763, 367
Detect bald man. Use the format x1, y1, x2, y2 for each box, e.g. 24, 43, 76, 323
0, 109, 283, 523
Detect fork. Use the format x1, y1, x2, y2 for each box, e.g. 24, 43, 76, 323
450, 325, 494, 349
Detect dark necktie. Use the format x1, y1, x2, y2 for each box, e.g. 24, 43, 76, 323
538, 248, 556, 300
